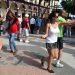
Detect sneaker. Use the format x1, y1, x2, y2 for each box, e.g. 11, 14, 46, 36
20, 39, 23, 42
25, 40, 30, 43
56, 63, 64, 68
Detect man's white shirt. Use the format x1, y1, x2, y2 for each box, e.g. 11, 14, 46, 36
30, 18, 35, 24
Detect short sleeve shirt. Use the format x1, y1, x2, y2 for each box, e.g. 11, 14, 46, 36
57, 16, 66, 37
23, 18, 29, 28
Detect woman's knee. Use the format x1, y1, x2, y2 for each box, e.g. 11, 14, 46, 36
54, 48, 58, 59
51, 48, 58, 59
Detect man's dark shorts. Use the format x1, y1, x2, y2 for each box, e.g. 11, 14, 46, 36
57, 37, 63, 50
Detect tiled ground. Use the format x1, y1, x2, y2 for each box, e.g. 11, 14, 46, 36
0, 36, 55, 75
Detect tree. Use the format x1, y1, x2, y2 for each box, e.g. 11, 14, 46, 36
61, 0, 75, 14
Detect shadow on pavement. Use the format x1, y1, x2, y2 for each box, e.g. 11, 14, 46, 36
63, 48, 75, 57
64, 41, 75, 47
63, 38, 75, 47
66, 43, 75, 47
23, 51, 44, 59
14, 50, 45, 69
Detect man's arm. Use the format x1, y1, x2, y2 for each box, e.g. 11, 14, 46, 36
58, 20, 75, 26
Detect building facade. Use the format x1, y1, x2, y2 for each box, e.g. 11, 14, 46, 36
1, 0, 74, 36
0, 0, 53, 19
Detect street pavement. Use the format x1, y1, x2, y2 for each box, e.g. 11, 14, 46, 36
0, 34, 75, 75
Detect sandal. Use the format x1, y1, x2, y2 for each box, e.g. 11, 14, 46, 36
47, 68, 54, 73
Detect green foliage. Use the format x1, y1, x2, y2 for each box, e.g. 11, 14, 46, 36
61, 0, 75, 14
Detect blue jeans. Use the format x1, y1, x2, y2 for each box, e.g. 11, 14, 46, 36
9, 33, 16, 52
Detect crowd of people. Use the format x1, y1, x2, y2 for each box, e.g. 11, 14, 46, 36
17, 12, 45, 42
0, 9, 47, 63
0, 9, 75, 73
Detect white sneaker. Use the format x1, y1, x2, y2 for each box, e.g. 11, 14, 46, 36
20, 39, 23, 42
56, 63, 64, 68
25, 40, 30, 43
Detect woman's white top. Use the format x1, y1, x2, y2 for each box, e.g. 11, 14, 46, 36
46, 23, 59, 43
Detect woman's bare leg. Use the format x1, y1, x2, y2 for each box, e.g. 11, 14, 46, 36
47, 49, 53, 70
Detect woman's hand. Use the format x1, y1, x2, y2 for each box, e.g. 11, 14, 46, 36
41, 35, 47, 39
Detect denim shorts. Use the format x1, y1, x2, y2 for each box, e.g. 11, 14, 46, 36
46, 42, 57, 50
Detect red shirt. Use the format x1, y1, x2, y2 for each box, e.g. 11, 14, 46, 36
9, 20, 19, 33
22, 18, 29, 28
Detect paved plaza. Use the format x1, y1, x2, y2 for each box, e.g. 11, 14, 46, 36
0, 34, 75, 75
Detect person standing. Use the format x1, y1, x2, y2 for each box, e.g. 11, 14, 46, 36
22, 14, 30, 43
41, 16, 47, 33
17, 14, 22, 42
41, 11, 59, 73
55, 9, 67, 67
6, 10, 19, 55
36, 16, 42, 34
30, 16, 36, 34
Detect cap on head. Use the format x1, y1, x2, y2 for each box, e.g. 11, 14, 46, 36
25, 14, 29, 17
18, 14, 21, 17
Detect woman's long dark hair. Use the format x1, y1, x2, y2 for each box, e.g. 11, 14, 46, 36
48, 11, 57, 23
43, 11, 57, 32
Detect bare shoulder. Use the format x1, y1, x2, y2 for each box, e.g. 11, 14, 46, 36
47, 23, 51, 28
